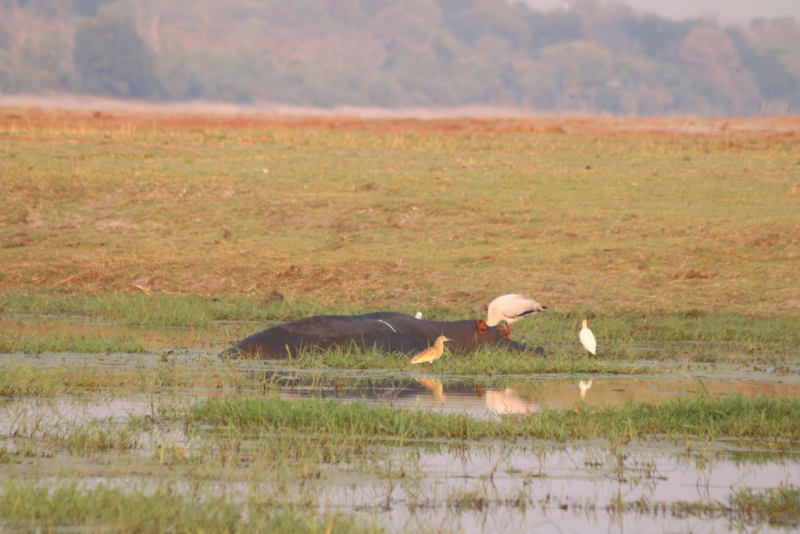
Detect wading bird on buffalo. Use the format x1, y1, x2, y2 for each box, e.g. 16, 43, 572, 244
486, 294, 546, 336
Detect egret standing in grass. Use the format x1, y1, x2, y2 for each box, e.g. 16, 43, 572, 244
486, 294, 546, 336
411, 336, 452, 365
579, 319, 596, 356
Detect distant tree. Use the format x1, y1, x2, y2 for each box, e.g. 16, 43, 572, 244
653, 62, 692, 108
0, 19, 11, 50
74, 17, 162, 98
158, 43, 204, 100
359, 0, 391, 17
72, 0, 115, 18
436, 0, 473, 19
438, 0, 530, 48
528, 11, 584, 55
679, 27, 740, 91
540, 41, 613, 88
622, 16, 694, 63
727, 29, 799, 102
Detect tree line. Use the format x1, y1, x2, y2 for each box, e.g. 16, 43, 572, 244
0, 0, 798, 115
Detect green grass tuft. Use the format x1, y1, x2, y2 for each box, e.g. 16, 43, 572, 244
727, 484, 800, 527
279, 343, 645, 374
191, 394, 800, 442
0, 332, 145, 354
0, 480, 380, 533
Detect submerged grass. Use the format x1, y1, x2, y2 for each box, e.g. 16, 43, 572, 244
191, 394, 800, 442
64, 419, 141, 456
622, 484, 800, 528
0, 480, 380, 534
726, 484, 800, 527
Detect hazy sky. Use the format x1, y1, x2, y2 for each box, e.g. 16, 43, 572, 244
517, 0, 800, 25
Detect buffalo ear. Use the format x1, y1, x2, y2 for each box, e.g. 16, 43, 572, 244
477, 319, 487, 333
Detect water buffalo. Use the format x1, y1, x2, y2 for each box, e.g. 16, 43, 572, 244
220, 311, 544, 359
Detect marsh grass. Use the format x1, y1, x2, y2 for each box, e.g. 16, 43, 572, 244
64, 419, 140, 456
0, 294, 366, 328
621, 484, 800, 528
191, 394, 800, 442
282, 343, 645, 375
0, 366, 64, 396
726, 484, 800, 527
0, 331, 146, 354
0, 480, 379, 534
2, 295, 798, 345
2, 295, 797, 365
0, 361, 271, 396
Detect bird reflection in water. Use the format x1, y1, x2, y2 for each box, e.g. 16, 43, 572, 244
415, 378, 445, 402
485, 388, 538, 415
579, 380, 593, 398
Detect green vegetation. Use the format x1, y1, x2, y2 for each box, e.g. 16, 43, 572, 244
0, 480, 378, 534
0, 361, 262, 396
727, 484, 800, 527
282, 344, 645, 374
191, 394, 800, 441
74, 17, 162, 99
1, 0, 800, 114
0, 294, 364, 327
619, 485, 800, 528
2, 295, 797, 344
0, 331, 145, 354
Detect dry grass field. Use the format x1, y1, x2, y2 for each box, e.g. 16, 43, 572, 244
1, 108, 798, 319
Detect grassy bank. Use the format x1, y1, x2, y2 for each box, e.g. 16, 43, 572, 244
191, 394, 800, 442
0, 480, 379, 534
1, 294, 796, 366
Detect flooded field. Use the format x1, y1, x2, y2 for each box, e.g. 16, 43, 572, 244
2, 349, 800, 532
1, 109, 798, 532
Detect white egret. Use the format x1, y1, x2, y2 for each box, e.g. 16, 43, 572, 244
579, 319, 596, 356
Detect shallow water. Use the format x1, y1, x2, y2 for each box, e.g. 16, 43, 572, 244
278, 374, 800, 415
3, 351, 800, 532
4, 350, 800, 415
3, 395, 797, 534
